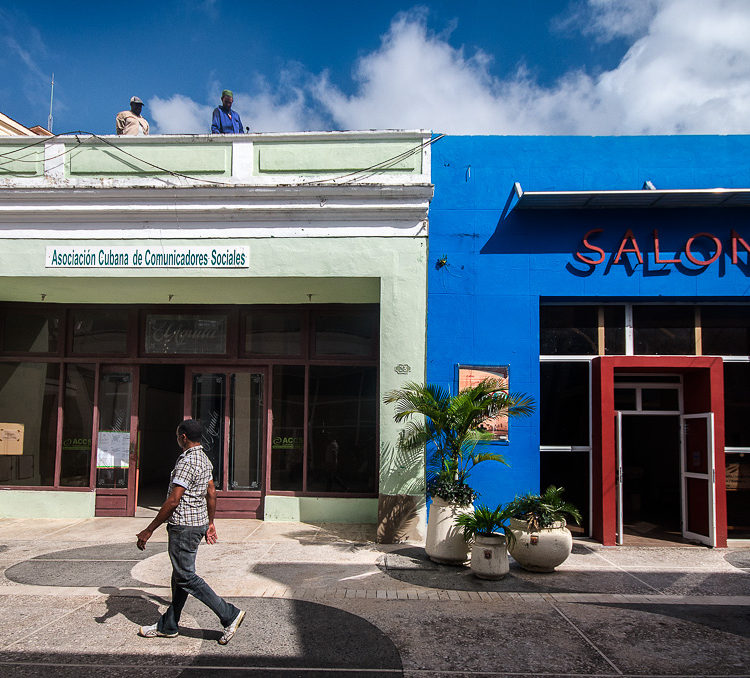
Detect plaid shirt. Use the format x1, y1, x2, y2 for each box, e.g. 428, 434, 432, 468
167, 445, 213, 526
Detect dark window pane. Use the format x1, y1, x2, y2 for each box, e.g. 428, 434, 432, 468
229, 373, 263, 490
271, 366, 304, 491
191, 374, 225, 488
307, 366, 377, 493
726, 453, 750, 538
604, 306, 626, 355
145, 314, 227, 354
614, 388, 636, 411
0, 362, 58, 486
641, 388, 680, 411
725, 363, 750, 447
540, 451, 589, 536
633, 306, 695, 355
314, 312, 377, 356
96, 372, 133, 489
245, 311, 301, 355
540, 306, 597, 355
540, 362, 589, 446
702, 306, 750, 356
61, 364, 95, 487
72, 310, 128, 354
2, 311, 59, 353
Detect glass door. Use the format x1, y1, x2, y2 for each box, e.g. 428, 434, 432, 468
186, 368, 266, 517
94, 366, 139, 516
681, 412, 716, 546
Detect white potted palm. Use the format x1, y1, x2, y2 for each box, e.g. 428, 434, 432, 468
384, 379, 534, 564
456, 504, 516, 579
507, 485, 582, 572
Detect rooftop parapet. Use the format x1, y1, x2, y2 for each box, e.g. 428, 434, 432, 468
0, 130, 433, 189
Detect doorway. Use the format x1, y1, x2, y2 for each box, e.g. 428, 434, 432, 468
619, 415, 682, 543
137, 365, 185, 516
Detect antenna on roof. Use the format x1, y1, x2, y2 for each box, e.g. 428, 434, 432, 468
47, 73, 54, 133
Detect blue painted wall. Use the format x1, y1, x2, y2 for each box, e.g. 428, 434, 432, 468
428, 135, 750, 510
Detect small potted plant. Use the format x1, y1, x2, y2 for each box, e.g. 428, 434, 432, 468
507, 485, 582, 572
456, 504, 515, 579
385, 379, 534, 564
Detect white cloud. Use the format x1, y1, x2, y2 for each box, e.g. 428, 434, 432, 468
313, 1, 750, 134
149, 94, 213, 134
149, 0, 750, 136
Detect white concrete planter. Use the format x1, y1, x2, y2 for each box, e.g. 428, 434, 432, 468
470, 534, 509, 579
508, 517, 573, 572
425, 497, 473, 564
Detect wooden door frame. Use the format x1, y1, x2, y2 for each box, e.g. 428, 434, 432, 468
93, 365, 140, 517
184, 366, 268, 518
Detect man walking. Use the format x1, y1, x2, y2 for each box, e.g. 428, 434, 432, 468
136, 419, 245, 644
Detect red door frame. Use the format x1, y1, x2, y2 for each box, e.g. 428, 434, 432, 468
592, 356, 727, 547
184, 367, 268, 519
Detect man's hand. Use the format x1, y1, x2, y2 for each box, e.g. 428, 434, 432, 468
206, 523, 218, 545
136, 528, 153, 551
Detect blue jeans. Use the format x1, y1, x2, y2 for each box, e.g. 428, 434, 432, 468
157, 524, 239, 634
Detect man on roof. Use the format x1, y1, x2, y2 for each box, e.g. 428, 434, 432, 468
211, 90, 245, 134
116, 96, 150, 135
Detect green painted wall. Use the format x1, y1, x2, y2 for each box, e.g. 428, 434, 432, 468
0, 145, 43, 175
0, 490, 95, 518
65, 143, 232, 176
264, 496, 378, 523
0, 235, 427, 507
255, 140, 422, 174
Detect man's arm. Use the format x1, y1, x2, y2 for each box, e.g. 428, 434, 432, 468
205, 479, 218, 544
211, 108, 221, 134
115, 112, 125, 135
136, 485, 185, 550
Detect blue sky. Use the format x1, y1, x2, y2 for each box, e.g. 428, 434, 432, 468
2, 1, 750, 135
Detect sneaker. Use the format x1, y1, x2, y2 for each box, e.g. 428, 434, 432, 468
138, 623, 178, 638
218, 610, 245, 645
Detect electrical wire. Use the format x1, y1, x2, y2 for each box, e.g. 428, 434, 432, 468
0, 130, 445, 186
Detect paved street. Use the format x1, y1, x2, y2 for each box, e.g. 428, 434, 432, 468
0, 518, 748, 677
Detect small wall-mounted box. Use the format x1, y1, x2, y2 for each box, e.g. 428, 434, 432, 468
0, 424, 24, 455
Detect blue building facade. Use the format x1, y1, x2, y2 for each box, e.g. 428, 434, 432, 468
428, 136, 750, 547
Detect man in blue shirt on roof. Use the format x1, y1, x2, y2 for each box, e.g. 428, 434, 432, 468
211, 90, 245, 134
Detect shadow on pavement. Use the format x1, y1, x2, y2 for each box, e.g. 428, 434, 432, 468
0, 597, 404, 677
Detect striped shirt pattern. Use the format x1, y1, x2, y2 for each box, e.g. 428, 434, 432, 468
167, 445, 213, 526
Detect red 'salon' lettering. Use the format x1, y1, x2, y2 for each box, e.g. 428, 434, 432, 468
653, 230, 680, 264
685, 233, 722, 266
732, 230, 750, 264
575, 229, 605, 265
614, 229, 644, 264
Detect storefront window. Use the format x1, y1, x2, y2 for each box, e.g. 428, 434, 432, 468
540, 306, 597, 355
633, 305, 694, 355
271, 366, 305, 491
96, 372, 133, 489
726, 453, 750, 539
0, 362, 58, 486
229, 373, 263, 490
724, 363, 750, 447
72, 310, 129, 354
604, 306, 626, 355
540, 362, 589, 446
244, 311, 302, 356
61, 364, 95, 486
701, 305, 750, 356
313, 312, 377, 356
145, 314, 227, 354
307, 366, 377, 493
191, 373, 225, 487
2, 310, 60, 353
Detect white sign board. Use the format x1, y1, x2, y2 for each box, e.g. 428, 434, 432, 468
46, 246, 249, 269
96, 431, 131, 468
